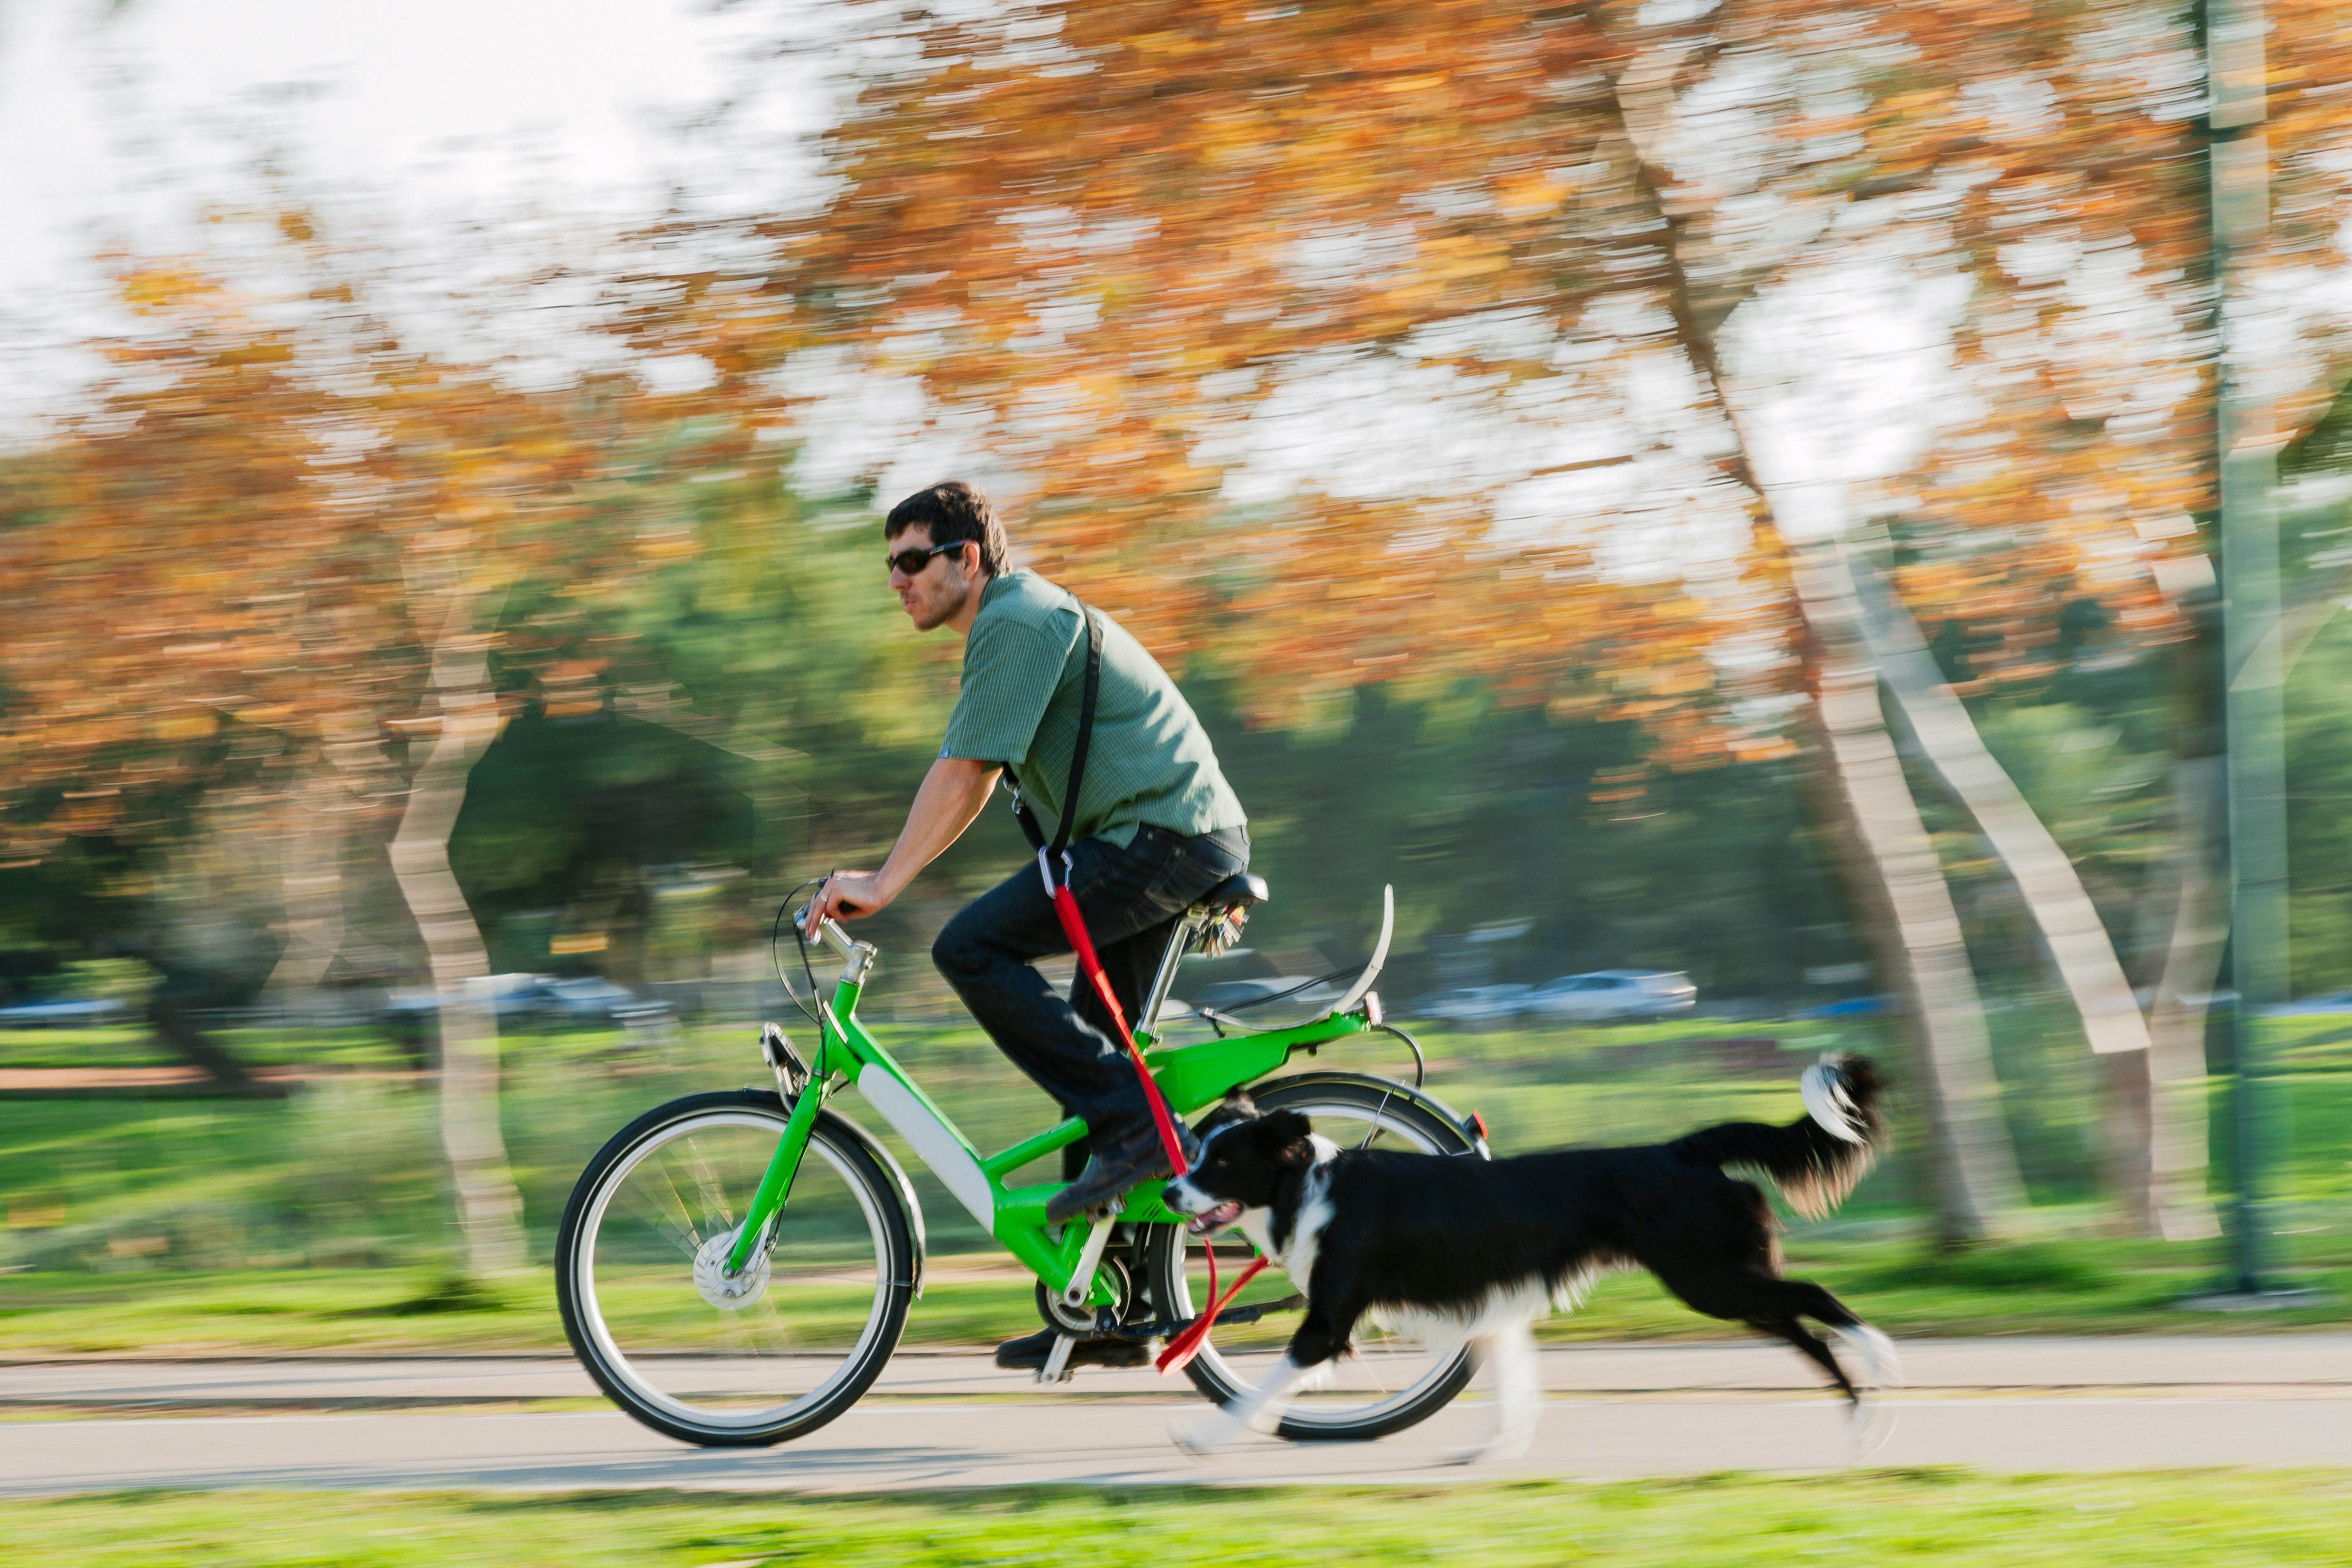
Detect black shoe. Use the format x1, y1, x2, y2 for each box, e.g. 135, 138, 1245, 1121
1045, 1121, 1202, 1225
993, 1326, 1155, 1371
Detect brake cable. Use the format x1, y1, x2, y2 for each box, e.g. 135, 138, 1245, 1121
768, 875, 833, 1029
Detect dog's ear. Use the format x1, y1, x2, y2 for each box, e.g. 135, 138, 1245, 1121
1260, 1109, 1317, 1169
1196, 1089, 1258, 1137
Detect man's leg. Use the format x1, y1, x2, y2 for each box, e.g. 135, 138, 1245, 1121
935, 829, 1238, 1372
934, 826, 1249, 1220
930, 853, 1168, 1148
1079, 825, 1248, 1030
1063, 910, 1180, 1176
1039, 828, 1247, 1219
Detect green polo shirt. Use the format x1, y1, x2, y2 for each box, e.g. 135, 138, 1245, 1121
939, 570, 1245, 849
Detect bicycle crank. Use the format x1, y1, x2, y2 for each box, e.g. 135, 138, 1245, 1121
1036, 1255, 1131, 1336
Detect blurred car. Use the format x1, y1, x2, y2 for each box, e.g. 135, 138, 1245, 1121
380, 974, 672, 1030
1409, 984, 1537, 1024
1796, 994, 1894, 1020
2262, 989, 2352, 1017
0, 996, 129, 1027
1525, 970, 1697, 1021
1187, 975, 1347, 1018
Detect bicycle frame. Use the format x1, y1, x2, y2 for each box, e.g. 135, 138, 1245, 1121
723, 916, 1387, 1314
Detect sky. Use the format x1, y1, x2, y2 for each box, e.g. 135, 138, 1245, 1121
0, 0, 818, 431
0, 0, 2183, 569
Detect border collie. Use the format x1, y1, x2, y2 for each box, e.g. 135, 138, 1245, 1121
1160, 1055, 1894, 1459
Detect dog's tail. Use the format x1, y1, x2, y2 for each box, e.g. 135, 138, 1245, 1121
1665, 1055, 1884, 1220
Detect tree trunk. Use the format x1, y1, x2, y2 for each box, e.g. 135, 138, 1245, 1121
1599, 48, 2025, 1241
145, 983, 276, 1097
1847, 547, 2153, 1054
1846, 544, 2223, 1238
2136, 756, 2228, 1240
387, 592, 524, 1279
103, 936, 274, 1096
261, 764, 348, 1026
1793, 543, 2030, 1243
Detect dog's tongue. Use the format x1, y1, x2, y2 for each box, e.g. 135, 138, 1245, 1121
1185, 1200, 1243, 1235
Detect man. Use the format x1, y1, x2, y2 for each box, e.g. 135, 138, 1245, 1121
801, 480, 1251, 1369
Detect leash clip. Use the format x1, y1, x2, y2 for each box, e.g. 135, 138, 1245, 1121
1034, 845, 1078, 898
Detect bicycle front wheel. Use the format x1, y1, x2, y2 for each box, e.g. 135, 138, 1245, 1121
556, 1089, 915, 1446
1147, 1072, 1480, 1442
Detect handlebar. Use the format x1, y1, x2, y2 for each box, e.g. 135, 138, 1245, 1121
793, 905, 877, 978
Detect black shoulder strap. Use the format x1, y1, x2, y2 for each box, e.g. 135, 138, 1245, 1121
1053, 606, 1104, 860
1014, 601, 1103, 863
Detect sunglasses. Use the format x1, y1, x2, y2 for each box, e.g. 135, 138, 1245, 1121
885, 540, 972, 578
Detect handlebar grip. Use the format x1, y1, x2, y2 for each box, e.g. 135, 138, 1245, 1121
794, 897, 865, 935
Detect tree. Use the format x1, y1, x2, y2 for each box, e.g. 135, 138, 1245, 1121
1864, 0, 2352, 1235
699, 0, 2050, 1236
0, 230, 717, 1277
1584, 12, 2046, 1239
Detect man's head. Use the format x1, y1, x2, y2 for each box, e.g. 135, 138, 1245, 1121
885, 481, 1007, 632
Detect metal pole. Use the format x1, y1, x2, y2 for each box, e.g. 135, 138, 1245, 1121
2207, 0, 2282, 1295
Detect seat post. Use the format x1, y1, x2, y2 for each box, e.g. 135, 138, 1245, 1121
1135, 912, 1205, 1044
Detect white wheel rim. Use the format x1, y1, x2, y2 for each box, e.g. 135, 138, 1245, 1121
573, 1110, 895, 1431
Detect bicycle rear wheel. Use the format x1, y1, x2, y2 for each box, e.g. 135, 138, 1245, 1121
1145, 1072, 1480, 1441
556, 1088, 915, 1446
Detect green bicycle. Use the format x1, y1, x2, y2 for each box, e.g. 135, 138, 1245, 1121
554, 876, 1488, 1447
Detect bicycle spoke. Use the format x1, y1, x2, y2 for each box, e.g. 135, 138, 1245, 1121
767, 1267, 884, 1287
682, 1134, 739, 1235
620, 1180, 702, 1261
745, 1288, 792, 1348
654, 1150, 708, 1248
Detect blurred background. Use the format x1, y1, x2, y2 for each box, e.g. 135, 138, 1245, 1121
3, 0, 2349, 1348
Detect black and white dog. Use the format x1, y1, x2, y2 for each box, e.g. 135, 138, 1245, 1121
1161, 1055, 1894, 1458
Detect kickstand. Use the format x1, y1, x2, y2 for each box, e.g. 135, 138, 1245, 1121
1037, 1333, 1077, 1384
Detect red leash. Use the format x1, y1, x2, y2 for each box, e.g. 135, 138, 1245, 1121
1039, 848, 1272, 1377
1156, 1246, 1267, 1375
1042, 850, 1191, 1180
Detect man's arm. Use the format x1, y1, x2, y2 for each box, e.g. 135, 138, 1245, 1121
803, 756, 1003, 932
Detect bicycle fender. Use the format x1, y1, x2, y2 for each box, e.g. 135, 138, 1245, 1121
1257, 1070, 1486, 1157
816, 1105, 928, 1299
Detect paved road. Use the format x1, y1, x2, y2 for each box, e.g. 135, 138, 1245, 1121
5, 1338, 2349, 1495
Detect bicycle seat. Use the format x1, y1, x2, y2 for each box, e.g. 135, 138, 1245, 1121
1194, 872, 1268, 912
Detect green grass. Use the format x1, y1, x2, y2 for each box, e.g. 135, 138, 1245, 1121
3, 1013, 2347, 1354
12, 1477, 2352, 1566
7, 1230, 2348, 1357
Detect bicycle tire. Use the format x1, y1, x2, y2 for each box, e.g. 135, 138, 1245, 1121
1145, 1071, 1482, 1442
556, 1088, 916, 1447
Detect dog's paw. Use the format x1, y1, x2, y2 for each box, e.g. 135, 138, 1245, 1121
1847, 1393, 1898, 1462
1442, 1434, 1532, 1467
1835, 1325, 1903, 1393
1170, 1416, 1242, 1458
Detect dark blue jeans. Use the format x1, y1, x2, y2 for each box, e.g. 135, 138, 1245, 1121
933, 824, 1249, 1173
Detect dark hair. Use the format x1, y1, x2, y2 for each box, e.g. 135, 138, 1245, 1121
884, 481, 1008, 577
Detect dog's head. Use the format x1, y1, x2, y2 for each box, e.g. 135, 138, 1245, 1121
1161, 1093, 1320, 1235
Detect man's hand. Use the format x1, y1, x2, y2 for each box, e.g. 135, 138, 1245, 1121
805, 870, 890, 934
802, 758, 1003, 939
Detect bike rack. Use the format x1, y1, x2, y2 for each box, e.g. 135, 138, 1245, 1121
1323, 885, 1394, 1021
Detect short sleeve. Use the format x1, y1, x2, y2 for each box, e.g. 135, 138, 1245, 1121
939, 611, 1070, 766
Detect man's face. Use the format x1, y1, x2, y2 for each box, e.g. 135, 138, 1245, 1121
888, 524, 980, 632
